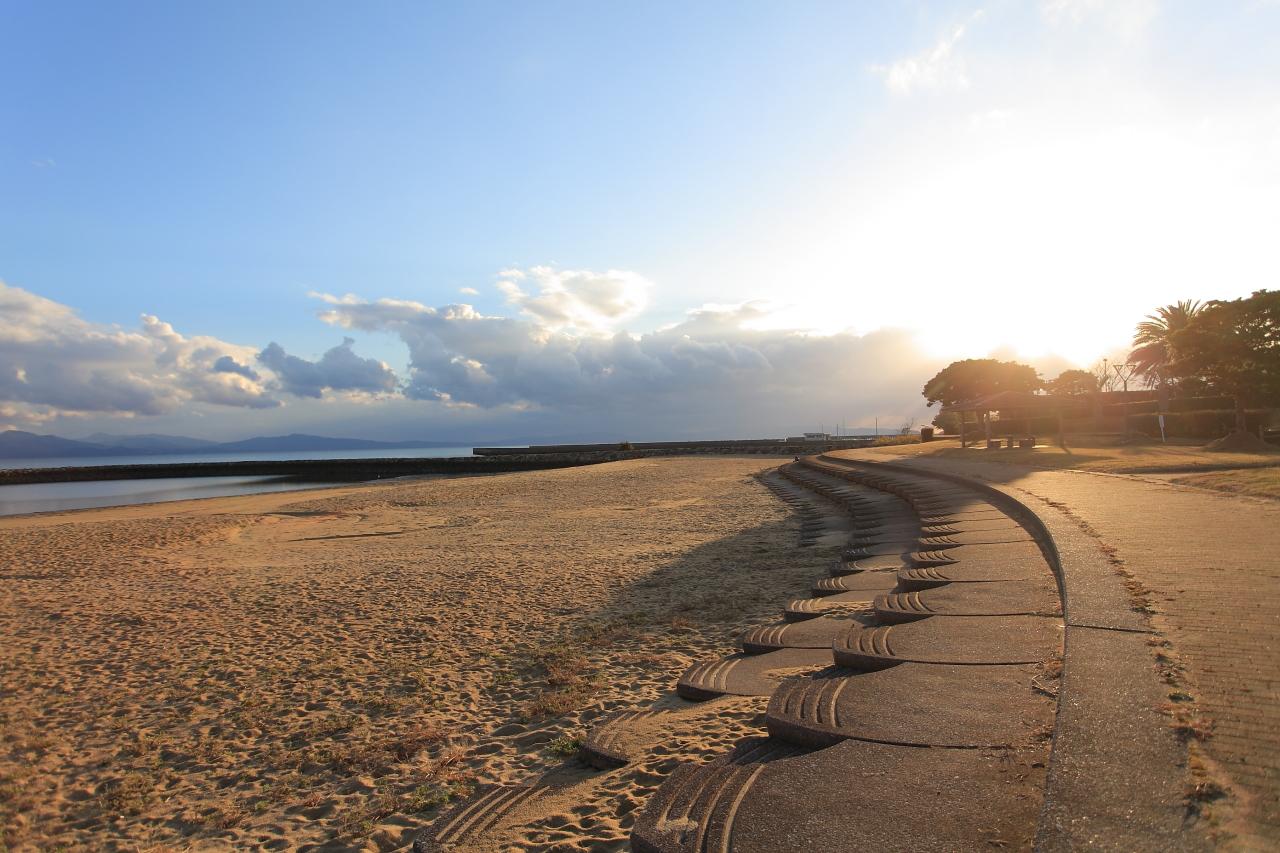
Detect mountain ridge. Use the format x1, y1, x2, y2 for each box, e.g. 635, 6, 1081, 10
0, 430, 465, 460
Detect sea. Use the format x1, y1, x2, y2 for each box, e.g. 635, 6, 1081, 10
0, 446, 476, 517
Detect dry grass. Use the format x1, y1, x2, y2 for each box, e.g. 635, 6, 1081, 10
855, 435, 1280, 474
1170, 467, 1280, 500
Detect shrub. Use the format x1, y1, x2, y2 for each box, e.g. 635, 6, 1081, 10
1128, 409, 1270, 439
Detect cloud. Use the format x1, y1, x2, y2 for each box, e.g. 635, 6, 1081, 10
212, 355, 259, 380
1040, 0, 1159, 36
314, 274, 942, 433
0, 282, 279, 422
139, 315, 279, 409
495, 266, 651, 334
257, 338, 399, 399
459, 287, 480, 296
2, 271, 947, 439
0, 282, 397, 427
873, 13, 980, 96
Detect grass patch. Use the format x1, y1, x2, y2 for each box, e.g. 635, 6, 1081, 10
309, 722, 446, 773
870, 435, 921, 447
340, 754, 475, 840
854, 435, 1280, 475
97, 772, 156, 817
545, 735, 583, 758
1171, 468, 1280, 500
1160, 702, 1213, 743
404, 778, 472, 813
517, 619, 640, 720
336, 789, 400, 840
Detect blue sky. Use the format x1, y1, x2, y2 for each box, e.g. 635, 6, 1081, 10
2, 1, 1278, 441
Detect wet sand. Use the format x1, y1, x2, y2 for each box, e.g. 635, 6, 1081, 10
0, 456, 827, 851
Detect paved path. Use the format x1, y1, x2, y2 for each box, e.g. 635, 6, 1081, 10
898, 456, 1280, 848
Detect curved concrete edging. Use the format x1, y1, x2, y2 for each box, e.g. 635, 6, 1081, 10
818, 455, 1206, 852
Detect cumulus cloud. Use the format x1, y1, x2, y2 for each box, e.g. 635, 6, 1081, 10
314, 272, 941, 433
257, 338, 399, 399
212, 355, 260, 380
495, 266, 651, 334
873, 13, 980, 96
139, 315, 279, 409
0, 281, 402, 427
1, 271, 944, 438
459, 286, 480, 296
0, 282, 277, 422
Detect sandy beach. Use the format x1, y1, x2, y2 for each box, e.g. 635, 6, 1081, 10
0, 456, 833, 851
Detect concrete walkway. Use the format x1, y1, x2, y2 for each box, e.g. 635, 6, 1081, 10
887, 454, 1280, 849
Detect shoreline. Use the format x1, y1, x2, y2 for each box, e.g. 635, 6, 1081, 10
0, 437, 889, 486
0, 455, 817, 850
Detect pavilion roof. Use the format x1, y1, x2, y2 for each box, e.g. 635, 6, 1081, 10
940, 390, 1075, 413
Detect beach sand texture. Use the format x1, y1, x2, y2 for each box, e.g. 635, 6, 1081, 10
1, 456, 830, 851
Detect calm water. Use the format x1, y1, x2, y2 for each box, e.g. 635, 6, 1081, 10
0, 446, 476, 470
0, 446, 480, 517
0, 476, 339, 517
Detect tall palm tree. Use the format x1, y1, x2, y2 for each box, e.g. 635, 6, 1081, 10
1128, 300, 1203, 386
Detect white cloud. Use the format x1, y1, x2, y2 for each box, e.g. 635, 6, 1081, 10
459, 286, 480, 295
139, 315, 278, 409
1040, 0, 1159, 37
0, 271, 955, 438
873, 13, 981, 96
0, 283, 278, 422
314, 282, 941, 432
495, 266, 651, 335
0, 281, 403, 427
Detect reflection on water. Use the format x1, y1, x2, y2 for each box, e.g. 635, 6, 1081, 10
0, 477, 334, 517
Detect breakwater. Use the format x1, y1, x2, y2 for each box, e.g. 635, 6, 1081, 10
473, 438, 878, 456
0, 453, 627, 486
0, 438, 883, 486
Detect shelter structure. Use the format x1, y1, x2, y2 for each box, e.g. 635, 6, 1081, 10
941, 390, 1078, 448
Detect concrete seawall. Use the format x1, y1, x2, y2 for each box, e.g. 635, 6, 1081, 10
0, 439, 901, 486
0, 453, 626, 486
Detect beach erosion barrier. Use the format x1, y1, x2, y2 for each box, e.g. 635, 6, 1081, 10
473, 438, 878, 456
0, 439, 880, 486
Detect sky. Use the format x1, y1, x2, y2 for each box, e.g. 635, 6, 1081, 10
2, 1, 1278, 442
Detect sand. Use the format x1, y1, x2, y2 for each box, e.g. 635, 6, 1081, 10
0, 456, 831, 851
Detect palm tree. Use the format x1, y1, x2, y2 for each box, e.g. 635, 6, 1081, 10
1128, 300, 1203, 386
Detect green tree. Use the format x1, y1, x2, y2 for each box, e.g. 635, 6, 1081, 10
930, 410, 962, 434
1046, 369, 1100, 396
922, 359, 1042, 408
1128, 300, 1203, 386
1167, 290, 1280, 431
922, 359, 1042, 438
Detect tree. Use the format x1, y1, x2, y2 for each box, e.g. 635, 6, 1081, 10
1166, 290, 1280, 431
922, 359, 1042, 439
922, 359, 1042, 408
1128, 300, 1203, 386
1046, 369, 1100, 396
1089, 359, 1117, 392
931, 410, 962, 434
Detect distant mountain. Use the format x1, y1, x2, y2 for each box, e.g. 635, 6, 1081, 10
0, 431, 126, 459
83, 432, 220, 451
211, 433, 457, 452
0, 429, 464, 461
